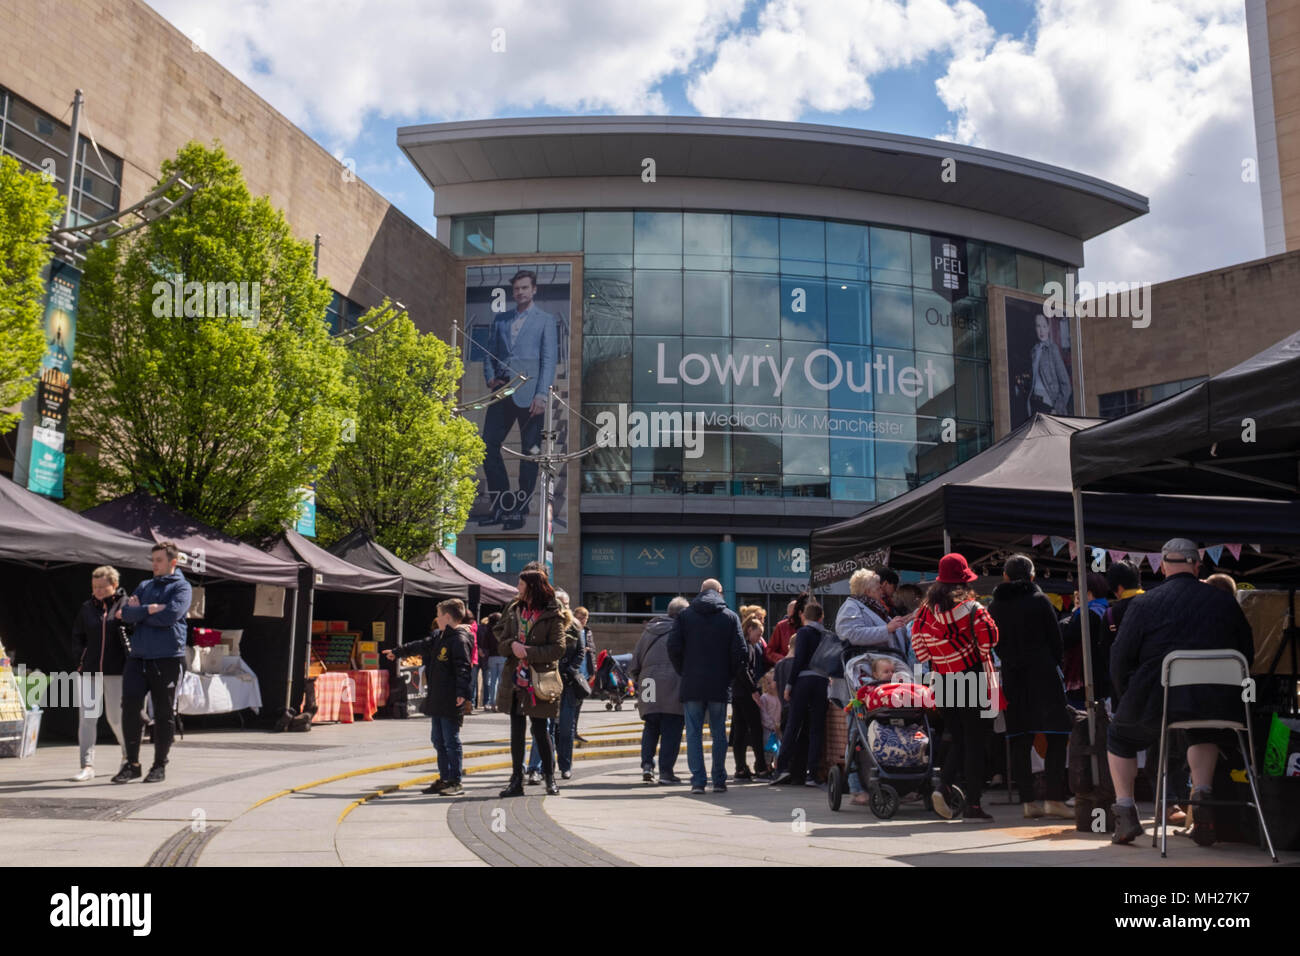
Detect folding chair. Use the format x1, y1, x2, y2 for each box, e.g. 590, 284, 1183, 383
1153, 649, 1277, 861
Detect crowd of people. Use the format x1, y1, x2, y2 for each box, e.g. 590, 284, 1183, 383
67, 536, 1259, 850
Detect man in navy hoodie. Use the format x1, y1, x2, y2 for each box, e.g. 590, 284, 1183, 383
113, 541, 192, 783
667, 579, 745, 795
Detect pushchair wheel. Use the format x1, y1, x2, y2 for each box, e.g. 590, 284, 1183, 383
827, 765, 844, 811
615, 701, 622, 711
869, 784, 900, 819
604, 701, 613, 711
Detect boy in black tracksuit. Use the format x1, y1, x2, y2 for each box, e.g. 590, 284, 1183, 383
731, 618, 770, 779
385, 598, 473, 795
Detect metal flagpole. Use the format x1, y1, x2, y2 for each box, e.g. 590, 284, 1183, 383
536, 386, 555, 574
1072, 486, 1100, 787
63, 90, 84, 228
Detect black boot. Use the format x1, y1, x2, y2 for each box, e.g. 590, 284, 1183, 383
499, 772, 524, 798
544, 774, 560, 796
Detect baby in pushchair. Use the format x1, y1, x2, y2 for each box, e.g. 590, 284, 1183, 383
828, 649, 951, 819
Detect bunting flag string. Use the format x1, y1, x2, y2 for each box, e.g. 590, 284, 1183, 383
1030, 536, 1249, 568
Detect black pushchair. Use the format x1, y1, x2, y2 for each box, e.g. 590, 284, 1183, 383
594, 650, 634, 711
827, 647, 964, 820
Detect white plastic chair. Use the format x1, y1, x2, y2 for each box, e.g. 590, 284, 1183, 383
1152, 649, 1277, 861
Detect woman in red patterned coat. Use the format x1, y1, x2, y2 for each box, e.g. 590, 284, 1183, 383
911, 552, 1000, 822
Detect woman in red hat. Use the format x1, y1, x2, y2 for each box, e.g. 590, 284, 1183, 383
911, 552, 1000, 822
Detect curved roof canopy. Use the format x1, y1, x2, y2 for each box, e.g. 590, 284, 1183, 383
398, 116, 1148, 241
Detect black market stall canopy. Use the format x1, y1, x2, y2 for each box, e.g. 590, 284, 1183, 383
1071, 331, 1300, 501
327, 531, 468, 644
327, 531, 468, 600
83, 491, 306, 717
265, 529, 403, 595
0, 475, 155, 570
410, 545, 517, 607
811, 413, 1300, 585
83, 491, 302, 587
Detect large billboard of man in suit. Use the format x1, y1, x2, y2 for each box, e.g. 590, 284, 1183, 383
463, 263, 571, 534
1005, 293, 1074, 430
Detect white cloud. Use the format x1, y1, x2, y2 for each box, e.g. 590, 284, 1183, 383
687, 0, 995, 119
934, 0, 1262, 283
148, 0, 747, 139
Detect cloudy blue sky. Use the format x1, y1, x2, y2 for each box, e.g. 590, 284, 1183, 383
147, 0, 1263, 285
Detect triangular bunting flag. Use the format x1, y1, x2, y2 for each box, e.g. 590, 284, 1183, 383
1049, 536, 1067, 555
1031, 534, 1047, 547
1226, 543, 1242, 561
1068, 540, 1078, 560
1146, 552, 1164, 571
1108, 550, 1127, 564
1207, 545, 1224, 564
1249, 543, 1262, 554
1197, 548, 1206, 560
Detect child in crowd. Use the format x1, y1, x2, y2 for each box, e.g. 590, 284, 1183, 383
759, 671, 782, 755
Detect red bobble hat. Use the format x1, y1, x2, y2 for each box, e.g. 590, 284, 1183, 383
936, 552, 978, 584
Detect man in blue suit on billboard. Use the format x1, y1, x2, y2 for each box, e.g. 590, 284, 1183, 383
480, 269, 558, 531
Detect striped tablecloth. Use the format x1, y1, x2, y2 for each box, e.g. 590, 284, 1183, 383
312, 670, 389, 723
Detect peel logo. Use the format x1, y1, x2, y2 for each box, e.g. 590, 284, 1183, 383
50, 886, 151, 936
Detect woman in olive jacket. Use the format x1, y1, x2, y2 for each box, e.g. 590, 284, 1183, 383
495, 568, 567, 796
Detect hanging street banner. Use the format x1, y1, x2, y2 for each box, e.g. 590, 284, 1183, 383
294, 485, 317, 537
14, 260, 80, 499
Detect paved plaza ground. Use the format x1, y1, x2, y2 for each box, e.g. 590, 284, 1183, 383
1, 707, 1292, 868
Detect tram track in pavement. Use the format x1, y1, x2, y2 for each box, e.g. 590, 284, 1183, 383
144, 721, 727, 867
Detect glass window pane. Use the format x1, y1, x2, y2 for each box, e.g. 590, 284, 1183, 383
870, 285, 913, 350
914, 350, 955, 423
683, 271, 730, 335
454, 216, 494, 255
911, 232, 933, 288
781, 340, 829, 410
913, 288, 959, 356
634, 211, 682, 269
732, 274, 780, 339
583, 334, 632, 402
875, 417, 918, 481
871, 347, 920, 417
780, 217, 825, 276
684, 212, 730, 270
826, 222, 869, 280
827, 345, 875, 412
831, 476, 875, 502
953, 297, 988, 360
539, 212, 583, 252
956, 359, 991, 423
633, 336, 681, 403
1016, 253, 1045, 294
633, 271, 682, 334
827, 280, 870, 346
583, 271, 632, 335
733, 215, 780, 272
987, 244, 1017, 288
876, 478, 910, 502
831, 436, 871, 477
870, 227, 911, 286
1043, 259, 1068, 293
731, 338, 780, 408
584, 211, 633, 268
915, 416, 957, 482
780, 277, 826, 341
966, 241, 987, 299
732, 432, 782, 475
491, 213, 536, 254
682, 336, 733, 404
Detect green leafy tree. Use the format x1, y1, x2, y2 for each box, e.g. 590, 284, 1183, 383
70, 142, 356, 536
316, 305, 484, 560
0, 156, 62, 433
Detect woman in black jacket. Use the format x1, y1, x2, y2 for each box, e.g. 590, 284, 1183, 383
72, 567, 132, 781
987, 555, 1071, 819
385, 599, 473, 796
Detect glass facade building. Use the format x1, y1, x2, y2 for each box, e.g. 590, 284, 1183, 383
452, 209, 1069, 507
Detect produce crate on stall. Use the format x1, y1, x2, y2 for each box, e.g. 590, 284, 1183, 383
311, 633, 359, 672
0, 641, 34, 758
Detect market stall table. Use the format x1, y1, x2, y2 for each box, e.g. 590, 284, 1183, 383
313, 670, 389, 723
